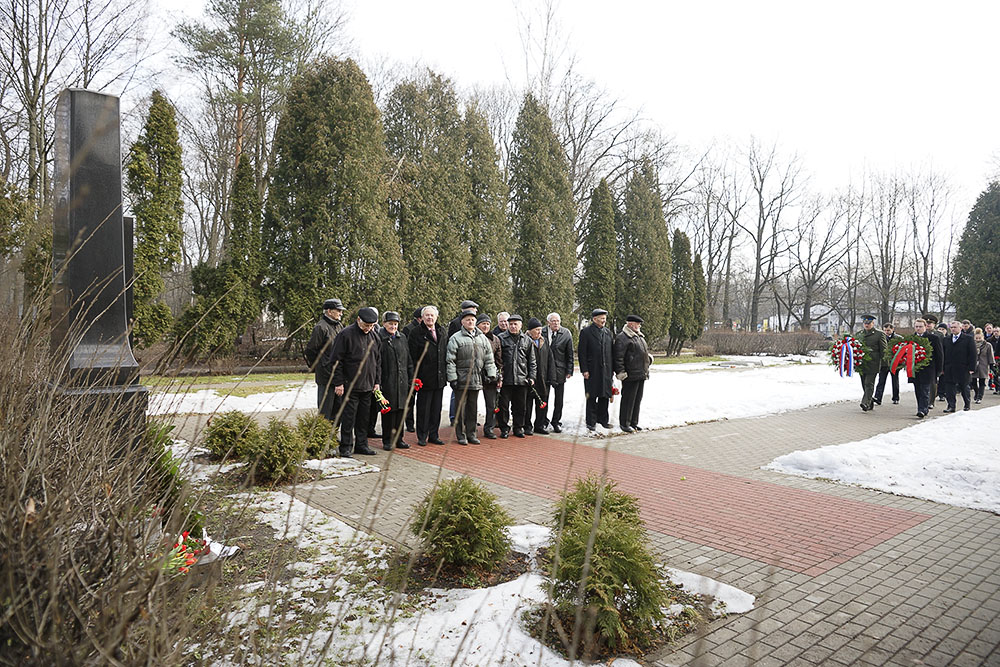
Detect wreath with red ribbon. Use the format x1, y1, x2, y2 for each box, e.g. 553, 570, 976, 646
883, 335, 932, 378
830, 335, 870, 376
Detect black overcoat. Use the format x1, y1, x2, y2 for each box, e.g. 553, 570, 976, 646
379, 329, 413, 410
613, 329, 651, 381
546, 327, 575, 381
578, 323, 613, 398
304, 314, 343, 384
941, 332, 976, 383
328, 323, 381, 392
408, 323, 449, 390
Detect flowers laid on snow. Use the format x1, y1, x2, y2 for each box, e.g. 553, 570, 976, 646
163, 531, 209, 575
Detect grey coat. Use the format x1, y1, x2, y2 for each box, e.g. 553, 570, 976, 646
975, 340, 995, 379
446, 327, 498, 391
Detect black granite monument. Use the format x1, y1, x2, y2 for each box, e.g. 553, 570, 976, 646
51, 88, 147, 436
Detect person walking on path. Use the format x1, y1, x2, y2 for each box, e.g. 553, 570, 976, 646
973, 328, 994, 404
477, 313, 503, 439
328, 307, 381, 457
378, 311, 413, 451
875, 322, 902, 405
941, 320, 976, 413
578, 308, 614, 430
446, 309, 498, 445
856, 314, 887, 412
613, 315, 652, 433
909, 318, 943, 419
408, 305, 449, 446
304, 298, 345, 421
544, 312, 574, 433
497, 314, 536, 438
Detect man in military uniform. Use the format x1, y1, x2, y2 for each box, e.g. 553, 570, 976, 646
578, 308, 613, 430
303, 298, 345, 422
857, 314, 887, 412
613, 315, 652, 432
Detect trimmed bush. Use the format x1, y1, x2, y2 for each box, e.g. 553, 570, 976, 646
203, 410, 260, 459
547, 474, 669, 655
694, 344, 715, 357
296, 411, 338, 459
700, 330, 827, 356
250, 418, 306, 483
412, 476, 513, 571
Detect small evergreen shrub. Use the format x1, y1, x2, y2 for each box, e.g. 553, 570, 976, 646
249, 418, 306, 483
547, 475, 669, 655
296, 411, 337, 458
412, 476, 513, 571
203, 410, 260, 459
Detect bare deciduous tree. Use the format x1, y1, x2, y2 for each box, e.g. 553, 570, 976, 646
863, 172, 910, 323
907, 168, 950, 315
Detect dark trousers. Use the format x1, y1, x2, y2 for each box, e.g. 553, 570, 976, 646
875, 367, 900, 402
913, 377, 932, 415
454, 387, 480, 441
416, 387, 444, 443
526, 384, 549, 431
859, 373, 877, 409
368, 393, 380, 435
317, 377, 341, 422
482, 384, 498, 433
381, 409, 405, 448
620, 380, 644, 428
449, 390, 457, 423
405, 391, 416, 431
549, 381, 565, 428
584, 378, 610, 427
499, 384, 528, 433
973, 377, 986, 401
339, 389, 372, 454
943, 376, 971, 410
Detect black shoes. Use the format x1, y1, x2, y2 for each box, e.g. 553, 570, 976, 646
621, 426, 634, 433
339, 449, 352, 458
551, 425, 562, 433
586, 424, 596, 431
368, 432, 381, 439
600, 422, 612, 428
468, 437, 481, 444
916, 412, 925, 418
499, 430, 509, 439
429, 438, 445, 445
406, 426, 415, 433
523, 428, 534, 436
355, 446, 378, 455
963, 406, 971, 411
383, 444, 393, 451
457, 440, 468, 446
893, 399, 899, 404
483, 431, 497, 439
417, 440, 427, 447
535, 427, 550, 435
943, 407, 956, 413
513, 429, 525, 438
874, 399, 882, 406
396, 442, 410, 449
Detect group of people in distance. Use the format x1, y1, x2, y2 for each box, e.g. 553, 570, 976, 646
303, 299, 653, 457
853, 313, 999, 419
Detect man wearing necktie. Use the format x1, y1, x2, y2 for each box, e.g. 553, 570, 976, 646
941, 320, 976, 412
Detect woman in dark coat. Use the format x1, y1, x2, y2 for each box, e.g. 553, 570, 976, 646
379, 312, 414, 450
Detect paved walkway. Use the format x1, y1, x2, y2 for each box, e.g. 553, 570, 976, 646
183, 390, 1000, 665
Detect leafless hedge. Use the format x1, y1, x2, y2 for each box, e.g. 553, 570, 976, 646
699, 331, 828, 356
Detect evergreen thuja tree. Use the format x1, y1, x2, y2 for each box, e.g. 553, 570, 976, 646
578, 179, 617, 317
509, 93, 576, 320
692, 252, 707, 341
263, 57, 407, 342
953, 181, 1000, 325
667, 229, 694, 355
616, 158, 672, 340
126, 90, 184, 348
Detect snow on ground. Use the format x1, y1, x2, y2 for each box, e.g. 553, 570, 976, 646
765, 406, 1000, 513
150, 355, 888, 436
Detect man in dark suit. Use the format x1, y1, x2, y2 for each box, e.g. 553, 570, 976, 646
408, 305, 449, 446
909, 318, 942, 419
544, 312, 574, 433
578, 308, 613, 430
941, 320, 977, 413
524, 317, 554, 435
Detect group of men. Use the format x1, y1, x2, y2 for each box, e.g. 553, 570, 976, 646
304, 299, 653, 457
853, 314, 999, 419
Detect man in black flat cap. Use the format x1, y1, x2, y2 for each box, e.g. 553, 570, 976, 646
856, 314, 887, 412
328, 307, 382, 456
378, 311, 413, 450
614, 315, 652, 433
304, 298, 345, 421
496, 314, 536, 438
578, 308, 614, 430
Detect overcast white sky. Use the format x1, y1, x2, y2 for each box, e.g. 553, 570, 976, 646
155, 0, 1000, 220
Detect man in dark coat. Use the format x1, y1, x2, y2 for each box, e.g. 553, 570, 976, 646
578, 308, 613, 430
544, 312, 574, 433
941, 320, 977, 412
856, 314, 887, 412
303, 298, 344, 421
875, 322, 903, 405
924, 314, 943, 405
401, 307, 424, 432
497, 314, 536, 438
328, 307, 381, 457
613, 315, 652, 432
408, 305, 449, 446
909, 318, 943, 418
986, 323, 1000, 394
477, 314, 503, 439
524, 317, 556, 435
378, 311, 413, 451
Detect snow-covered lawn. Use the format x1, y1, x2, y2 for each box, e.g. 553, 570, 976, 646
765, 406, 1000, 513
149, 355, 889, 436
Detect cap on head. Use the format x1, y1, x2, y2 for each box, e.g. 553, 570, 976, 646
323, 298, 344, 311
507, 314, 523, 323
626, 314, 644, 323
526, 317, 543, 330
358, 307, 378, 324
383, 311, 401, 323
591, 308, 609, 318
460, 300, 479, 310
861, 314, 875, 322
460, 309, 477, 320
476, 313, 492, 324
412, 307, 424, 320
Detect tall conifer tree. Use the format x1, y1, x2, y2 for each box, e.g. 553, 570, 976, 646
508, 93, 576, 320
263, 58, 406, 341
126, 90, 184, 347
691, 252, 707, 341
668, 229, 694, 354
953, 182, 1000, 324
616, 159, 672, 339
578, 179, 617, 317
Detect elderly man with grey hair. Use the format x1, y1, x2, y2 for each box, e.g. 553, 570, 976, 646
492, 311, 510, 337
408, 305, 449, 446
543, 312, 574, 433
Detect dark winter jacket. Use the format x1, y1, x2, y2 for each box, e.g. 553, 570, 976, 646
484, 331, 502, 385
941, 332, 977, 383
527, 335, 557, 394
304, 314, 343, 383
880, 333, 903, 370
910, 331, 943, 385
379, 328, 413, 410
446, 327, 497, 391
975, 340, 994, 379
327, 323, 381, 393
408, 323, 449, 390
855, 327, 886, 375
545, 327, 574, 381
613, 327, 652, 381
578, 322, 613, 398
498, 330, 536, 386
